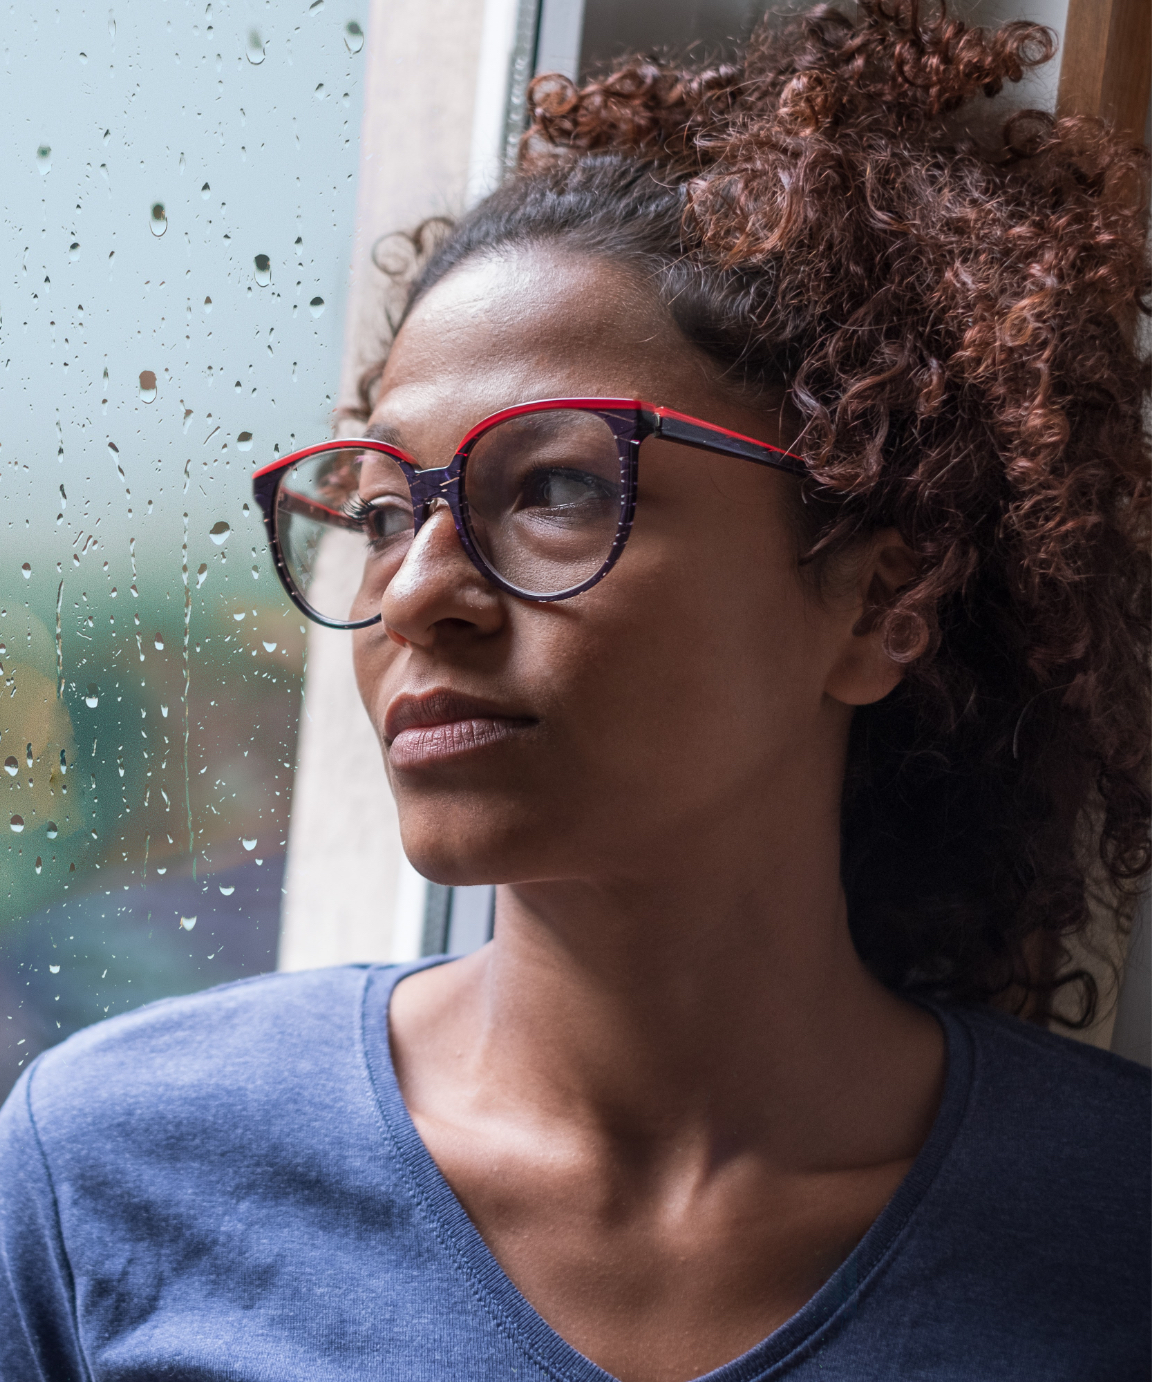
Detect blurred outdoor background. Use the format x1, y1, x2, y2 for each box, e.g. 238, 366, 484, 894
1, 2, 363, 1095
3, 0, 1146, 1101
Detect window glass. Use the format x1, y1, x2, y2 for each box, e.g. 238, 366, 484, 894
1, 2, 365, 1099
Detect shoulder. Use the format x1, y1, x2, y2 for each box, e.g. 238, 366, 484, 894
956, 1003, 1149, 1141
13, 965, 384, 1149
940, 1005, 1148, 1277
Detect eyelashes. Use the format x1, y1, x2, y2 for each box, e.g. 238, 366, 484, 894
343, 493, 375, 524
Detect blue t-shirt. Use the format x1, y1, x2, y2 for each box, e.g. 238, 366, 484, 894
0, 960, 1147, 1382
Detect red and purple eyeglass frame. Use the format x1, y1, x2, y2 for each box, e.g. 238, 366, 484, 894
251, 397, 806, 628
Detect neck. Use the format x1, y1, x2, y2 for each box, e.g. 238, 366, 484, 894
392, 762, 942, 1170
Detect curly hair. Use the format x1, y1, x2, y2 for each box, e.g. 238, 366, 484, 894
356, 0, 1150, 1024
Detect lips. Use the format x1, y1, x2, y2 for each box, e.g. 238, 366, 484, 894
385, 689, 536, 769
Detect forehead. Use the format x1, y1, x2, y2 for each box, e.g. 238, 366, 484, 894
368, 246, 700, 448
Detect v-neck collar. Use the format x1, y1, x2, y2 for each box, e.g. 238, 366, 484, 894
358, 958, 974, 1382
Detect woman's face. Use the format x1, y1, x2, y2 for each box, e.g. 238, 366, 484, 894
353, 246, 895, 886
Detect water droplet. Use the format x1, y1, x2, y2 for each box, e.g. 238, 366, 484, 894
153, 633, 164, 650
49, 964, 60, 974
85, 684, 99, 708
46, 822, 59, 839
160, 704, 169, 718
344, 20, 364, 53
262, 640, 277, 653
219, 884, 235, 896
108, 13, 116, 40
3, 758, 17, 777
203, 296, 212, 313
314, 82, 326, 99
246, 29, 265, 63
209, 522, 231, 547
197, 563, 208, 588
233, 611, 246, 621
253, 254, 271, 287
36, 145, 51, 176
242, 837, 257, 851
35, 858, 42, 874
21, 563, 31, 580
139, 369, 157, 402
180, 915, 197, 931
308, 296, 325, 318
149, 202, 167, 237
10, 816, 24, 834
237, 432, 253, 451
69, 242, 81, 261
199, 182, 211, 201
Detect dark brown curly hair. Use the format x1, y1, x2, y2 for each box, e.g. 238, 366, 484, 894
357, 0, 1150, 1024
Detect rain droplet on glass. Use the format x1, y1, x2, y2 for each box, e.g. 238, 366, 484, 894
254, 254, 271, 287
201, 182, 211, 199
210, 521, 230, 544
21, 563, 31, 580
180, 915, 197, 931
344, 20, 364, 53
69, 242, 81, 261
35, 858, 43, 874
197, 563, 208, 588
203, 296, 212, 313
49, 964, 60, 974
139, 369, 157, 402
85, 684, 99, 708
3, 758, 17, 777
262, 640, 277, 653
161, 704, 169, 717
242, 837, 257, 851
237, 432, 253, 451
246, 29, 265, 63
153, 634, 164, 650
10, 816, 24, 834
309, 296, 325, 318
149, 202, 167, 237
219, 884, 235, 896
47, 822, 59, 839
36, 145, 51, 176
233, 610, 246, 622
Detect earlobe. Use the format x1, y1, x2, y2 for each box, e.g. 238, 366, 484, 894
824, 531, 922, 707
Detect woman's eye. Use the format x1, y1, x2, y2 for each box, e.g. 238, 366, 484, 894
354, 498, 411, 544
521, 467, 613, 512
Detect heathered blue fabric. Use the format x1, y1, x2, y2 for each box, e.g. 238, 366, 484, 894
0, 959, 1147, 1382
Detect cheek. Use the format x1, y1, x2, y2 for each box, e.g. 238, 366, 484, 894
351, 625, 399, 737
552, 518, 824, 796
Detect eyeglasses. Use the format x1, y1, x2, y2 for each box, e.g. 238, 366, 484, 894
251, 397, 804, 629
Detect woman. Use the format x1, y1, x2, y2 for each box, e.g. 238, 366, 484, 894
1, 4, 1148, 1380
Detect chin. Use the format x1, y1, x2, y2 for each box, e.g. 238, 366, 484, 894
396, 800, 556, 888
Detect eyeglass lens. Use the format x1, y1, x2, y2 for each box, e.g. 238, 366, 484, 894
273, 409, 625, 623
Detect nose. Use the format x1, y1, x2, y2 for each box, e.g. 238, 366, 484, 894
379, 500, 505, 648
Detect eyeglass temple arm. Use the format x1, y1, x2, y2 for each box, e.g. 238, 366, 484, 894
650, 407, 806, 476
276, 487, 364, 532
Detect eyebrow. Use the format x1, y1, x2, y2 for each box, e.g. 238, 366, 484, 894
362, 420, 405, 447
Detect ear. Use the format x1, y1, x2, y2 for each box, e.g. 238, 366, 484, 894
823, 529, 921, 708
